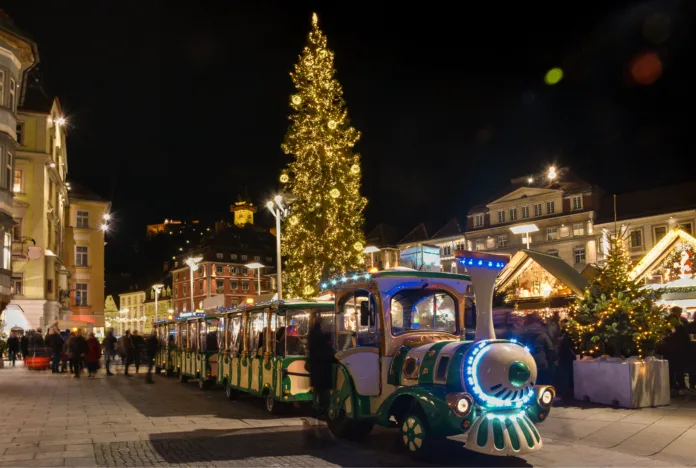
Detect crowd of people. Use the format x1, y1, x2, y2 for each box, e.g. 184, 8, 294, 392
0, 328, 161, 383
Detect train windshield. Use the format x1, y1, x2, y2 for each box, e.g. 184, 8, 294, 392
390, 289, 458, 335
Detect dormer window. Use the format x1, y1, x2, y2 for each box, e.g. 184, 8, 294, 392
497, 211, 505, 223
473, 214, 484, 228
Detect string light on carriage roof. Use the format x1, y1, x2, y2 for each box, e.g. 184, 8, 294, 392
320, 272, 372, 290
458, 258, 506, 269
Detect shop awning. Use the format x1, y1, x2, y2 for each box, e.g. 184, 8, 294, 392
497, 249, 590, 297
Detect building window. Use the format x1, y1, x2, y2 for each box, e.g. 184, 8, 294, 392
242, 281, 249, 291
254, 255, 260, 261
6, 152, 12, 192
3, 232, 10, 270
474, 214, 484, 228
442, 245, 451, 256
76, 211, 89, 228
230, 281, 238, 290
9, 77, 15, 111
571, 195, 583, 211
216, 253, 223, 259
12, 275, 22, 295
16, 122, 23, 146
47, 279, 53, 294
241, 255, 248, 261
242, 267, 249, 275
653, 226, 667, 243
12, 218, 21, 241
630, 230, 643, 249
75, 283, 88, 306
534, 203, 542, 217
497, 210, 505, 223
199, 281, 203, 293
475, 239, 485, 251
546, 201, 555, 215
216, 265, 224, 274
547, 227, 558, 241
231, 254, 237, 260
521, 206, 529, 219
560, 226, 570, 238
13, 169, 22, 193
678, 222, 693, 235
573, 223, 585, 236
497, 235, 508, 248
216, 279, 224, 293
266, 257, 272, 263
547, 249, 559, 257
509, 208, 517, 221
574, 247, 586, 265
75, 246, 88, 266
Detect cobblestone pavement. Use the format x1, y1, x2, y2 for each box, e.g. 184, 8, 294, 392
0, 361, 695, 467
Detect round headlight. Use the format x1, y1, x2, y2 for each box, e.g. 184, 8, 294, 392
541, 389, 553, 405
456, 398, 470, 414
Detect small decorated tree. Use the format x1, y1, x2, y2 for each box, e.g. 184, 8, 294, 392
567, 234, 670, 358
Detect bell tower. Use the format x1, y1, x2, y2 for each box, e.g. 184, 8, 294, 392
230, 191, 256, 227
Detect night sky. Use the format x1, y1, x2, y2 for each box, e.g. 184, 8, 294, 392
5, 0, 696, 277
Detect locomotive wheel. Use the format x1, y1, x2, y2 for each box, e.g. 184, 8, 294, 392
265, 393, 282, 415
178, 371, 188, 383
225, 383, 236, 400
327, 409, 373, 441
398, 407, 431, 459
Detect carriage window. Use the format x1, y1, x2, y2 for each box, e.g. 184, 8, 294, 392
337, 291, 378, 350
198, 320, 207, 351
168, 324, 177, 347
247, 312, 266, 356
390, 290, 457, 336
228, 315, 242, 356
203, 318, 219, 352
188, 321, 198, 349
279, 309, 313, 356
179, 323, 187, 349
217, 316, 226, 350
271, 314, 287, 356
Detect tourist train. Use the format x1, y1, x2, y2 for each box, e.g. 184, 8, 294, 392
153, 254, 553, 458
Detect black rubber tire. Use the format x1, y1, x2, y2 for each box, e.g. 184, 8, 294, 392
178, 371, 188, 383
265, 393, 282, 415
225, 383, 236, 400
199, 378, 209, 390
327, 409, 374, 441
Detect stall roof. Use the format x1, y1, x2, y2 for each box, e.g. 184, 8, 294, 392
630, 228, 696, 282
497, 249, 590, 297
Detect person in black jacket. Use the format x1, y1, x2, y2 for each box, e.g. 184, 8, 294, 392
20, 333, 29, 360
145, 331, 159, 384
308, 318, 333, 414
7, 332, 19, 367
47, 329, 64, 373
102, 329, 117, 376
664, 306, 691, 395
131, 330, 145, 374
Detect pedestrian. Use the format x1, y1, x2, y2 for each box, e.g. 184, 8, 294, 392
102, 329, 117, 376
122, 330, 135, 377
20, 332, 29, 361
521, 312, 556, 385
29, 327, 45, 352
7, 332, 19, 367
308, 317, 333, 414
61, 331, 70, 374
554, 319, 577, 403
145, 330, 159, 384
131, 330, 144, 374
663, 306, 691, 395
47, 328, 64, 374
68, 331, 87, 379
85, 332, 101, 379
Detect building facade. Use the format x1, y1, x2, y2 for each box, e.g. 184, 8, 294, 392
465, 168, 602, 272
103, 294, 118, 332
396, 219, 467, 273
10, 82, 70, 330
0, 14, 38, 327
117, 290, 146, 336
64, 183, 109, 334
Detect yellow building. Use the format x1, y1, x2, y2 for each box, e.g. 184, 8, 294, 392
117, 290, 146, 337
142, 285, 172, 334
65, 183, 109, 335
10, 85, 70, 330
103, 294, 118, 332
0, 14, 39, 332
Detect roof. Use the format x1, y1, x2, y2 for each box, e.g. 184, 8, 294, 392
596, 181, 696, 224
365, 223, 403, 248
69, 182, 109, 204
19, 72, 53, 113
630, 228, 696, 281
430, 218, 463, 240
398, 223, 429, 244
468, 168, 593, 215
497, 249, 590, 297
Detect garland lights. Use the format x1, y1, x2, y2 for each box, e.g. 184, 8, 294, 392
458, 257, 507, 270
320, 272, 372, 290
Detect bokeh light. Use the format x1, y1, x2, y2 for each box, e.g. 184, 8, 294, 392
544, 67, 563, 85
630, 52, 662, 85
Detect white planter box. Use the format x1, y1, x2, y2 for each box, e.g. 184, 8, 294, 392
573, 356, 670, 408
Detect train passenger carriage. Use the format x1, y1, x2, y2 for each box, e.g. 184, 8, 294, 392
174, 313, 221, 389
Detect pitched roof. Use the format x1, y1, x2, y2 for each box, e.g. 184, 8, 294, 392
398, 223, 429, 245
364, 223, 403, 248
69, 182, 109, 203
629, 228, 696, 281
430, 218, 462, 240
497, 249, 590, 297
596, 181, 696, 224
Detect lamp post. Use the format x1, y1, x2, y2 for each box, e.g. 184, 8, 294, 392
152, 284, 164, 325
509, 224, 539, 250
185, 256, 203, 312
245, 263, 265, 296
267, 194, 296, 300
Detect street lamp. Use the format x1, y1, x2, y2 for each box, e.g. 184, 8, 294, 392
267, 194, 297, 300
185, 256, 203, 312
245, 263, 265, 296
510, 224, 539, 249
152, 284, 164, 324
363, 246, 381, 269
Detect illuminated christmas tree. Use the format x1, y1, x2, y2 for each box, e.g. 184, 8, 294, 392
280, 13, 367, 298
567, 233, 670, 358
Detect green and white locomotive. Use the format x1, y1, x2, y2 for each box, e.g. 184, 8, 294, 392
315, 258, 554, 457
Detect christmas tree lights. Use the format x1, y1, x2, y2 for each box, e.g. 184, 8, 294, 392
279, 13, 367, 298
567, 233, 670, 358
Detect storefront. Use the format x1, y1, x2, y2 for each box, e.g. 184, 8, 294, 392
495, 249, 590, 322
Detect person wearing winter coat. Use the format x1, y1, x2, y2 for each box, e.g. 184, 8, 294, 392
85, 333, 101, 379
20, 333, 29, 360
145, 331, 159, 384
68, 331, 88, 378
121, 331, 136, 376
7, 333, 19, 367
102, 329, 117, 376
47, 330, 64, 374
521, 312, 556, 385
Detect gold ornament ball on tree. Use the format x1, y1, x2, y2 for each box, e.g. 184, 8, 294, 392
279, 13, 367, 297
279, 174, 289, 183
353, 242, 363, 252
